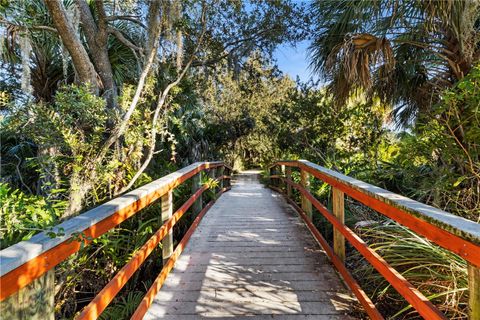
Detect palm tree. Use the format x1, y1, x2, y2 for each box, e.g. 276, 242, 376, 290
309, 0, 480, 125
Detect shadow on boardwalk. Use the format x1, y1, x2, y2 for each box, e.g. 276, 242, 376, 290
144, 170, 358, 319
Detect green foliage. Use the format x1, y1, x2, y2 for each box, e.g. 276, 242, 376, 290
299, 67, 479, 318
201, 53, 390, 172
201, 54, 297, 168
202, 174, 220, 200
55, 202, 164, 318
241, 62, 478, 318
0, 183, 63, 249
370, 65, 480, 221
25, 84, 109, 151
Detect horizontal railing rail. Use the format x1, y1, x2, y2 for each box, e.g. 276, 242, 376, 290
268, 159, 480, 320
0, 161, 232, 319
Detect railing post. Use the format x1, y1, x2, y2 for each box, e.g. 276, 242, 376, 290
191, 171, 202, 215
269, 166, 276, 187
223, 167, 229, 189
469, 263, 480, 319
208, 167, 217, 195
332, 187, 346, 262
274, 165, 281, 188
0, 269, 54, 319
209, 166, 216, 180
280, 165, 286, 191
225, 166, 232, 189
285, 166, 292, 199
161, 190, 173, 264
300, 169, 312, 220
218, 165, 225, 191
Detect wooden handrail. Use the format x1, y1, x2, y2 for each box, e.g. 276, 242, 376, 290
276, 160, 480, 264
78, 184, 230, 320
269, 159, 480, 319
0, 161, 231, 306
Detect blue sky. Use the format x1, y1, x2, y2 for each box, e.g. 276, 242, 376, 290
274, 40, 312, 82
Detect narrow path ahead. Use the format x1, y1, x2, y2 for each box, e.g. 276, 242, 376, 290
144, 171, 357, 319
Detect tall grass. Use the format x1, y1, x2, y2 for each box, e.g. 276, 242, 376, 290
352, 223, 468, 319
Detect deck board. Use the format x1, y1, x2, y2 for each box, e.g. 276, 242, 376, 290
144, 171, 357, 319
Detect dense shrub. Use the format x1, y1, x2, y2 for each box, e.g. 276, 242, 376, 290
0, 183, 62, 249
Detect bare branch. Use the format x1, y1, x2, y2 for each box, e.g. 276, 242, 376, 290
107, 27, 144, 53
0, 18, 58, 33
118, 2, 210, 193
106, 15, 146, 28
94, 0, 108, 29
95, 0, 162, 162
76, 0, 117, 108
14, 155, 33, 194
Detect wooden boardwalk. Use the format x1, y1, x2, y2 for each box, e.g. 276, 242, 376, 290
3, 161, 478, 319
144, 171, 357, 319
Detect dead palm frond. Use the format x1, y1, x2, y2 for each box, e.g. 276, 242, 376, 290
325, 33, 395, 105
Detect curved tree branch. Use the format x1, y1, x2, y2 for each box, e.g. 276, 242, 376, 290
117, 2, 209, 194
106, 15, 146, 28
107, 26, 144, 54
95, 0, 162, 163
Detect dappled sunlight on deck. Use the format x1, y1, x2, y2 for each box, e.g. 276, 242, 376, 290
144, 171, 355, 319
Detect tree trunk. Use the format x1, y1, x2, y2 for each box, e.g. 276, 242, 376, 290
64, 172, 93, 218
45, 0, 98, 91
75, 0, 118, 109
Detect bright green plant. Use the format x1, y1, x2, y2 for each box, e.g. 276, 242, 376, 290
0, 183, 64, 249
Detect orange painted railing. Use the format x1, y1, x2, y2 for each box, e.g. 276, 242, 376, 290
0, 161, 232, 319
269, 160, 480, 320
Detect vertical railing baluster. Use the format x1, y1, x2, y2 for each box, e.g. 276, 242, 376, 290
468, 264, 480, 319
300, 169, 312, 220
161, 190, 173, 264
0, 270, 54, 319
280, 165, 286, 192
285, 166, 292, 199
225, 166, 231, 189
269, 166, 276, 187
332, 187, 346, 263
218, 165, 225, 191
191, 171, 202, 215
208, 166, 216, 196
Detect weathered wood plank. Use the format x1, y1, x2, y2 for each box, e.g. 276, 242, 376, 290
168, 270, 339, 282
0, 270, 54, 320
469, 263, 480, 320
161, 190, 173, 264
300, 169, 312, 220
151, 288, 351, 302
148, 300, 350, 316
333, 187, 346, 262
149, 315, 354, 320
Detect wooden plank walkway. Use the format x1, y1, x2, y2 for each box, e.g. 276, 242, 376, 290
144, 170, 357, 319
